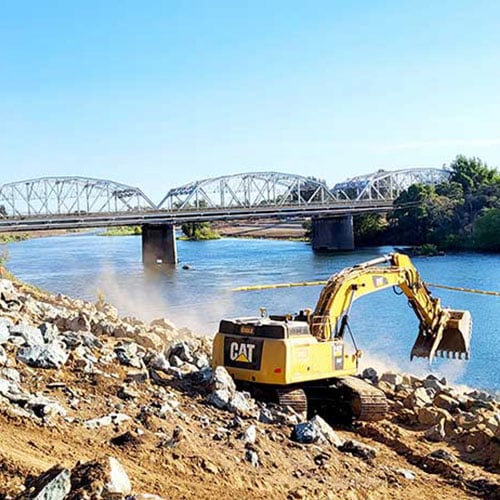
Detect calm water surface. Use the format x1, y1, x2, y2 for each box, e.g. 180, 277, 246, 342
4, 233, 499, 393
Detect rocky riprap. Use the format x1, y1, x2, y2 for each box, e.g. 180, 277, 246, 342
0, 275, 498, 499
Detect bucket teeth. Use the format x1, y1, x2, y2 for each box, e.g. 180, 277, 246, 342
410, 309, 471, 363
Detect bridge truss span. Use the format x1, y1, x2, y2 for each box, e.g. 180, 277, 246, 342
158, 172, 336, 211
331, 167, 451, 202
0, 176, 156, 217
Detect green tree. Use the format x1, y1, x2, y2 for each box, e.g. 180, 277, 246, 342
181, 222, 220, 240
449, 155, 500, 194
0, 205, 6, 218
353, 213, 387, 246
387, 184, 437, 245
472, 208, 500, 251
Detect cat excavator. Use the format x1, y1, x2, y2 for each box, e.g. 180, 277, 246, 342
212, 253, 472, 421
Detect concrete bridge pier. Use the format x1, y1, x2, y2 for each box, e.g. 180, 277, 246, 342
141, 224, 178, 266
312, 215, 354, 252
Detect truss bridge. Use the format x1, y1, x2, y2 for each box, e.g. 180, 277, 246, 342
0, 168, 450, 264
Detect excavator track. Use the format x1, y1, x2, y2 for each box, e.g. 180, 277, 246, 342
275, 387, 308, 420
336, 376, 388, 422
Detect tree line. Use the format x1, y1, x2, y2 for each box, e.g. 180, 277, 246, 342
354, 155, 500, 252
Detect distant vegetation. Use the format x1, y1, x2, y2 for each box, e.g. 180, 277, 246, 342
0, 233, 29, 244
100, 226, 142, 237
180, 222, 220, 241
353, 155, 500, 252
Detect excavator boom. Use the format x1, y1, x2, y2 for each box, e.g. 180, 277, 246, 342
311, 253, 471, 362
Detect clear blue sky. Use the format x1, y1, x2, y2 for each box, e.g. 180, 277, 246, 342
1, 1, 499, 202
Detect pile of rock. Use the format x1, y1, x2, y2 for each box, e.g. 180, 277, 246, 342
361, 368, 500, 468
0, 273, 498, 497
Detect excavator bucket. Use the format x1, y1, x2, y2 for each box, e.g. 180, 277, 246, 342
411, 310, 472, 362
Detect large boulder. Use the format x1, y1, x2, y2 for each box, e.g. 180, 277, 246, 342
23, 466, 71, 500
433, 393, 460, 413
208, 366, 236, 393
69, 457, 132, 498
17, 341, 69, 369
9, 323, 44, 347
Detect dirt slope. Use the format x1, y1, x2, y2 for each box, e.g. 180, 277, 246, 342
0, 271, 498, 499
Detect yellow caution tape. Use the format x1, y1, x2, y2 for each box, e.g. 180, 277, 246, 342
425, 283, 500, 297
232, 281, 327, 292
233, 280, 500, 296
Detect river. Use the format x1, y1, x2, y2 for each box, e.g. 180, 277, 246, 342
3, 232, 499, 394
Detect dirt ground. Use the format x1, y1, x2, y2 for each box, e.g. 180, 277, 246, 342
0, 269, 498, 499
214, 221, 306, 240
0, 352, 498, 499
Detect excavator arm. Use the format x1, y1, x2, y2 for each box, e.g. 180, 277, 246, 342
310, 253, 471, 363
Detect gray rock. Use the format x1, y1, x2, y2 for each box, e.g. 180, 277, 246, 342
292, 415, 344, 446
245, 449, 259, 467
240, 424, 257, 444
169, 355, 184, 368
17, 341, 69, 369
60, 331, 82, 349
147, 353, 171, 372
105, 457, 132, 496
0, 367, 20, 383
361, 367, 378, 384
18, 393, 67, 421
38, 322, 59, 343
40, 401, 67, 420
429, 449, 456, 462
259, 407, 274, 424
0, 377, 18, 398
206, 389, 232, 409
190, 367, 212, 385
194, 352, 210, 369
26, 466, 71, 500
338, 439, 378, 460
0, 345, 7, 366
423, 375, 446, 392
115, 342, 143, 369
0, 317, 13, 329
125, 370, 149, 383
424, 419, 446, 442
0, 323, 10, 344
0, 279, 17, 300
84, 412, 131, 429
406, 387, 433, 408
380, 371, 403, 386
309, 415, 344, 447
395, 468, 416, 480
227, 391, 256, 416
9, 323, 44, 347
291, 421, 322, 444
67, 313, 91, 332
80, 332, 102, 349
209, 366, 236, 393
467, 390, 495, 403
168, 341, 194, 364
433, 393, 460, 412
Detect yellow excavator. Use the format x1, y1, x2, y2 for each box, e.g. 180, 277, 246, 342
212, 253, 472, 421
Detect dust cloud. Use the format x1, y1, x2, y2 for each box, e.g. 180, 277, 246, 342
87, 264, 234, 337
